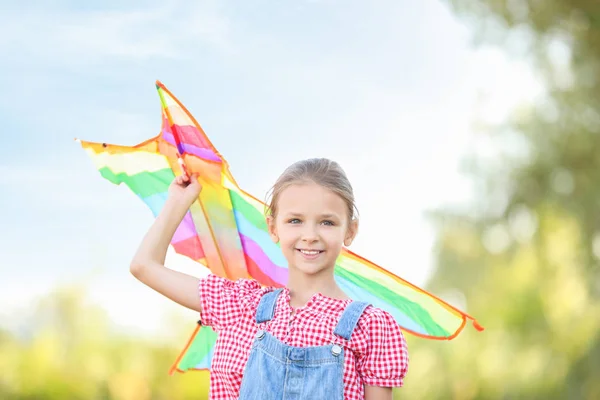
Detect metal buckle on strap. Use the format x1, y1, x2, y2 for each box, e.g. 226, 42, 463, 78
331, 344, 342, 356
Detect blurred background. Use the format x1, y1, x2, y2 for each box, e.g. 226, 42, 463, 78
1, 0, 599, 399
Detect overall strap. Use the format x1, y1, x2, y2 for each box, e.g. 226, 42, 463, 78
255, 288, 284, 324
334, 301, 370, 340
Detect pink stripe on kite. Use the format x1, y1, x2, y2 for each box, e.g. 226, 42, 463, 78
173, 212, 198, 243
239, 234, 288, 285
162, 125, 221, 162
172, 124, 211, 149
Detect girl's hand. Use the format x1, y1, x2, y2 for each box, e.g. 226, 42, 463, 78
168, 173, 202, 208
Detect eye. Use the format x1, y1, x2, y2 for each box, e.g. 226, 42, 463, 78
321, 220, 335, 226
288, 218, 301, 224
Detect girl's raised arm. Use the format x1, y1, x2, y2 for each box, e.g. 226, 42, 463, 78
129, 174, 203, 312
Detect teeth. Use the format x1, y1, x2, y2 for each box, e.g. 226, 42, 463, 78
300, 250, 320, 255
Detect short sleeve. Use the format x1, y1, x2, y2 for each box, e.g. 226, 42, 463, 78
198, 274, 264, 331
356, 309, 409, 387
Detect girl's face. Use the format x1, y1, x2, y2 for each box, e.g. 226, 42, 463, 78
267, 182, 358, 277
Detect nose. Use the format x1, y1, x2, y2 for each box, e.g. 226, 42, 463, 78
301, 224, 319, 243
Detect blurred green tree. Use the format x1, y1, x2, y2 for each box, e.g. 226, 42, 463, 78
398, 1, 600, 399
0, 286, 210, 399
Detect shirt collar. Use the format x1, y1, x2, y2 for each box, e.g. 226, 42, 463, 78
281, 287, 352, 313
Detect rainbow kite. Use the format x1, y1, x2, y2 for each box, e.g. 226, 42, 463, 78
78, 81, 483, 374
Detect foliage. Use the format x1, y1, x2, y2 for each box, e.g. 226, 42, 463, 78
0, 287, 210, 400
397, 1, 600, 399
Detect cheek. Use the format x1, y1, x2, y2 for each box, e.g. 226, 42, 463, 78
280, 238, 298, 255
322, 229, 345, 245
276, 226, 295, 244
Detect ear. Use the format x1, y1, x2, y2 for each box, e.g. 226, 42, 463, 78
266, 215, 279, 243
344, 219, 359, 247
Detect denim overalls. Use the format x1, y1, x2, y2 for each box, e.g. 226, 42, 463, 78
237, 288, 369, 400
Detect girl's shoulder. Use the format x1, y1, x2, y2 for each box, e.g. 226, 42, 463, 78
357, 304, 396, 325
202, 274, 281, 302
199, 274, 279, 328
353, 305, 404, 341
202, 273, 274, 294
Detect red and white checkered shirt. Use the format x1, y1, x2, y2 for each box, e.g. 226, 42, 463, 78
198, 274, 409, 400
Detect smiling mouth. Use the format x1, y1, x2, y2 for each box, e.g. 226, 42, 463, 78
297, 249, 324, 255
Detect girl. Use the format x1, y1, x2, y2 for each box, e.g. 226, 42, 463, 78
130, 158, 409, 400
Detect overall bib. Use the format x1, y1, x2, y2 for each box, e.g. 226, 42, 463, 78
237, 289, 369, 400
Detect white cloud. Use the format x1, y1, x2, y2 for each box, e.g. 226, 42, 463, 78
0, 1, 233, 65
0, 161, 143, 211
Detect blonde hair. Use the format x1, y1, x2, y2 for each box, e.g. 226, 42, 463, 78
265, 158, 358, 222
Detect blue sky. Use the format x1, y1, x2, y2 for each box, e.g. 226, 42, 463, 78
0, 0, 542, 337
